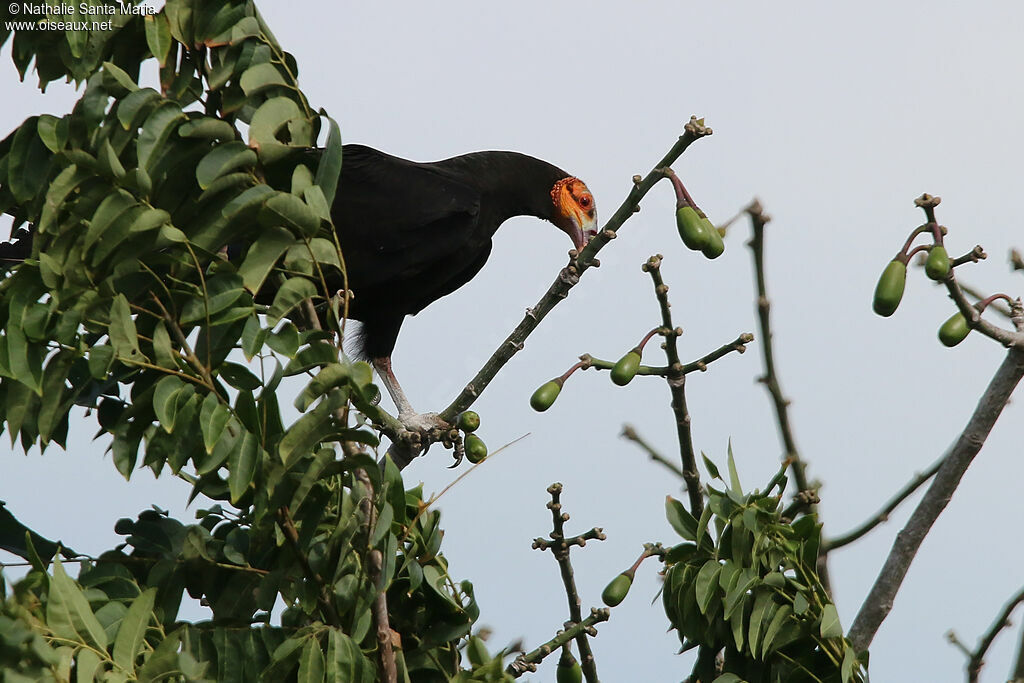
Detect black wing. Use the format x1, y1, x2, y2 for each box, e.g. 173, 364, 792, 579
333, 145, 483, 292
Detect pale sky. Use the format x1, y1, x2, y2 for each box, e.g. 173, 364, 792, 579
4, 2, 1024, 680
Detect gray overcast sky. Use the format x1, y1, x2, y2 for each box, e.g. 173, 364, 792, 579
4, 1, 1024, 680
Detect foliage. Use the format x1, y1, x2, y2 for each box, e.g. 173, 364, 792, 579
660, 448, 866, 683
0, 1, 509, 680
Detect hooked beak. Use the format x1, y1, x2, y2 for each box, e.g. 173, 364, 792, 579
569, 210, 598, 251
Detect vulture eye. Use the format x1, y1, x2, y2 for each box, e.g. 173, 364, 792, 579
579, 196, 592, 208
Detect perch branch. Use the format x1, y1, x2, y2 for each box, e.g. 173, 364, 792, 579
439, 118, 712, 424
962, 585, 1024, 683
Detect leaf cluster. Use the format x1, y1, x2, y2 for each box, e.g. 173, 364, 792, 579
662, 451, 867, 683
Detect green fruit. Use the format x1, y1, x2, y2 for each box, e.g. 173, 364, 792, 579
925, 245, 951, 280
464, 434, 488, 463
610, 350, 641, 386
700, 217, 725, 259
676, 206, 710, 251
938, 312, 970, 347
457, 410, 481, 433
601, 572, 633, 607
872, 259, 907, 317
556, 651, 583, 683
530, 379, 562, 412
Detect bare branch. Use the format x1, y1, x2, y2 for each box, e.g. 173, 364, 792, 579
823, 456, 943, 551
530, 483, 607, 682
848, 348, 1024, 651
961, 585, 1024, 682
621, 423, 685, 480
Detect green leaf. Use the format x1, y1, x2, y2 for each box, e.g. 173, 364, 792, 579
268, 277, 318, 325
748, 590, 776, 658
117, 88, 162, 130
37, 114, 68, 153
278, 393, 339, 466
75, 647, 103, 683
238, 226, 294, 293
298, 637, 325, 683
727, 439, 742, 494
38, 164, 93, 234
112, 588, 157, 672
760, 603, 792, 658
200, 393, 232, 453
137, 629, 182, 682
793, 593, 809, 615
665, 496, 698, 541
702, 452, 721, 480
228, 430, 261, 503
841, 642, 858, 683
179, 117, 237, 141
153, 375, 185, 433
97, 138, 127, 180
220, 361, 263, 391
819, 603, 843, 639
108, 294, 146, 364
240, 62, 289, 96
196, 142, 257, 190
262, 192, 320, 237
248, 96, 304, 147
314, 114, 342, 206
694, 560, 721, 615
711, 675, 747, 683
137, 102, 186, 172
325, 629, 374, 683
144, 13, 173, 67
8, 117, 53, 203
48, 557, 108, 651
101, 61, 139, 94
129, 207, 171, 234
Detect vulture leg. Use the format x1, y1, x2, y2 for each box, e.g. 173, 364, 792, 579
371, 356, 416, 418
371, 356, 447, 432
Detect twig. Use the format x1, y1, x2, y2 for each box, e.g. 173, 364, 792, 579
644, 254, 704, 516
506, 608, 611, 678
958, 280, 1013, 320
681, 333, 754, 374
848, 348, 1024, 651
275, 505, 341, 627
620, 423, 685, 480
439, 118, 712, 425
962, 585, 1024, 683
354, 469, 398, 683
823, 456, 943, 551
745, 201, 814, 502
531, 483, 606, 682
745, 200, 830, 591
1011, 612, 1024, 681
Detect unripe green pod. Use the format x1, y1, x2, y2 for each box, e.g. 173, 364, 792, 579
457, 410, 481, 433
700, 217, 725, 259
610, 350, 641, 386
938, 312, 970, 347
676, 206, 710, 251
925, 245, 951, 281
530, 379, 562, 412
464, 434, 488, 463
601, 572, 633, 607
556, 650, 583, 683
872, 259, 907, 317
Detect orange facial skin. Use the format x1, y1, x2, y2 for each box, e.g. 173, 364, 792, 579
551, 177, 598, 250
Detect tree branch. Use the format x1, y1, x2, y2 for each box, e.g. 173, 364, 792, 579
620, 423, 685, 480
531, 483, 607, 682
848, 348, 1024, 652
643, 255, 705, 516
961, 585, 1024, 683
823, 456, 943, 551
355, 469, 398, 683
506, 608, 611, 678
439, 117, 712, 424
